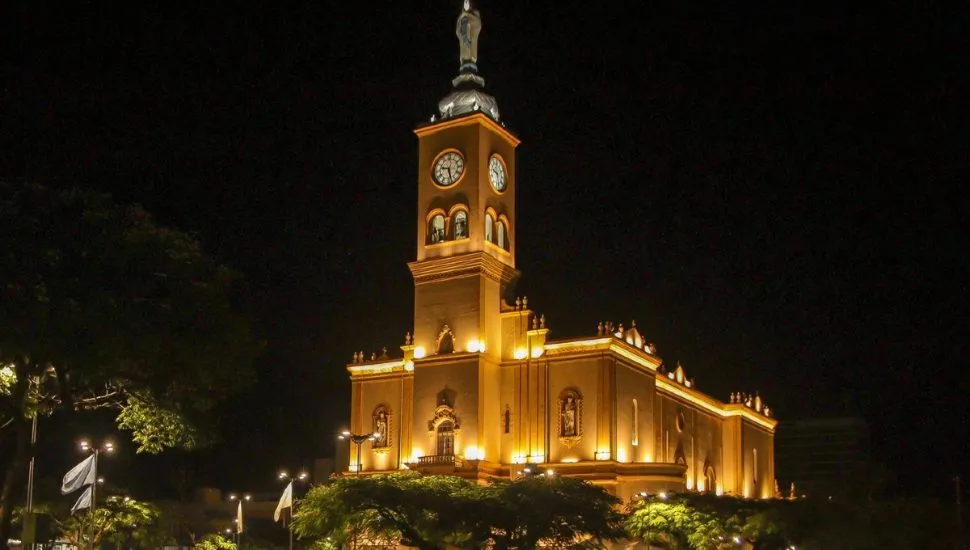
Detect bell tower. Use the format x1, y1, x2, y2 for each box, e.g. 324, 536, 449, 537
408, 1, 520, 360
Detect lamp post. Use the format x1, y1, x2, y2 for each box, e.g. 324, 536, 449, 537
278, 470, 308, 550
338, 431, 377, 550
338, 431, 377, 477
228, 493, 250, 550
78, 439, 114, 550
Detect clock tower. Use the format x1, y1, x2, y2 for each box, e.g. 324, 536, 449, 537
408, 0, 520, 361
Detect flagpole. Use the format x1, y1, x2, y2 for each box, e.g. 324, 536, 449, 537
76, 439, 113, 550
277, 470, 308, 550
89, 448, 98, 550
25, 414, 38, 550
228, 493, 249, 550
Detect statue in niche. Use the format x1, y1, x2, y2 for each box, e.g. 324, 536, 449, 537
503, 406, 511, 434
562, 395, 577, 437
430, 214, 445, 243
373, 408, 389, 448
454, 211, 468, 239
456, 1, 482, 65
436, 325, 455, 354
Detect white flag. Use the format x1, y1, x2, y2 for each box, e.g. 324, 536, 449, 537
273, 481, 293, 523
61, 455, 96, 495
71, 486, 93, 514
236, 501, 244, 533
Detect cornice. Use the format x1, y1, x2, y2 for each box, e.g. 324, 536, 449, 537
408, 251, 518, 286
541, 336, 775, 432
347, 359, 411, 380
542, 337, 661, 373
656, 378, 777, 432
414, 111, 521, 148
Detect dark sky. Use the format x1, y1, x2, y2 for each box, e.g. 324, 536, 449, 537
5, 0, 966, 499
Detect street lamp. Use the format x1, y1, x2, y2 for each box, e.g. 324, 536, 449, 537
338, 431, 377, 550
338, 430, 378, 477
78, 439, 114, 550
278, 470, 308, 550
228, 493, 250, 549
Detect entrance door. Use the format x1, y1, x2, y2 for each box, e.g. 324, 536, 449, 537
436, 422, 454, 456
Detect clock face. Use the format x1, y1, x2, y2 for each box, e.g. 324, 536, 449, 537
433, 151, 465, 186
488, 155, 507, 192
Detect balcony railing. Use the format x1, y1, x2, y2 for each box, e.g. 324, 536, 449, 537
416, 454, 458, 466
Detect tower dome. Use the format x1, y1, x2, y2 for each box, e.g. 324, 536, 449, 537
437, 1, 500, 121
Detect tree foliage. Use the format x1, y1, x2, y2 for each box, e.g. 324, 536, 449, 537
194, 533, 237, 550
293, 472, 624, 550
483, 476, 625, 550
51, 495, 168, 549
0, 182, 259, 542
626, 492, 966, 550
293, 472, 483, 550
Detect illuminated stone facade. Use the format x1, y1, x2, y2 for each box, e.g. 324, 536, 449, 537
345, 3, 776, 501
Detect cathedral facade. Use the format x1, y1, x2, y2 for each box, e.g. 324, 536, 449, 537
345, 3, 776, 502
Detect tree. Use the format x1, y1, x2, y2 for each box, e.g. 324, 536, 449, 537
0, 183, 259, 542
626, 494, 735, 550
50, 495, 168, 549
293, 472, 625, 550
194, 533, 237, 550
293, 472, 484, 550
483, 475, 625, 550
156, 499, 214, 546
627, 492, 966, 550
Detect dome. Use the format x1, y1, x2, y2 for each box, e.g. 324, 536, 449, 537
438, 87, 500, 122
434, 2, 501, 123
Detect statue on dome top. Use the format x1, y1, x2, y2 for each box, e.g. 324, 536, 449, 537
456, 1, 482, 66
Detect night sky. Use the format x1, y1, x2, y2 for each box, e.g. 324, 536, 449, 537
5, 0, 965, 499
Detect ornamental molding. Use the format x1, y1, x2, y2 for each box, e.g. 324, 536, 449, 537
408, 252, 518, 286
427, 404, 461, 432
414, 111, 521, 148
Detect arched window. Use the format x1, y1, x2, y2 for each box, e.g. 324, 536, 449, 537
632, 399, 639, 447
429, 213, 446, 244
704, 465, 717, 493
436, 421, 455, 456
497, 216, 510, 251
453, 210, 468, 239
484, 213, 494, 243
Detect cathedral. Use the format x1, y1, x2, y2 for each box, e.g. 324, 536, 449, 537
344, 2, 776, 502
